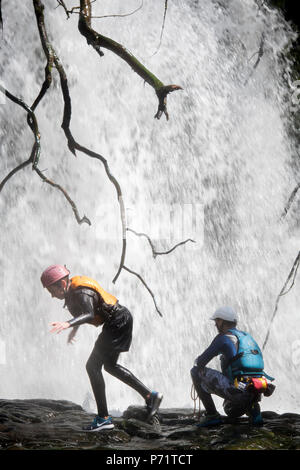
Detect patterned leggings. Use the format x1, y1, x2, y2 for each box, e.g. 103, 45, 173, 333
191, 366, 257, 417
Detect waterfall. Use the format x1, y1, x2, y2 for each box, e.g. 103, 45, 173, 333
0, 0, 299, 415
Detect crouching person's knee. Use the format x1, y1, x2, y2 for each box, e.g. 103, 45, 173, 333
191, 365, 206, 386
191, 365, 199, 381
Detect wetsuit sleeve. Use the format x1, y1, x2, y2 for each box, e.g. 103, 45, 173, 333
195, 334, 237, 369
67, 291, 96, 327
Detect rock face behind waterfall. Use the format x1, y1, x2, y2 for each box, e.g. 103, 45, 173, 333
0, 399, 300, 450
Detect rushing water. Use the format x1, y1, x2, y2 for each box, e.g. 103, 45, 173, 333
0, 0, 299, 415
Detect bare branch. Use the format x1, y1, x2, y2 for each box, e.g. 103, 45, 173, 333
0, 0, 3, 31
57, 0, 142, 20
90, 0, 144, 19
34, 167, 91, 225
262, 251, 300, 351
33, 0, 126, 283
0, 84, 89, 226
127, 228, 195, 258
123, 265, 163, 317
244, 32, 265, 85
281, 182, 300, 219
248, 32, 265, 67
56, 1, 71, 18
78, 0, 182, 120
151, 0, 168, 57
56, 0, 97, 18
0, 83, 41, 167
0, 158, 32, 193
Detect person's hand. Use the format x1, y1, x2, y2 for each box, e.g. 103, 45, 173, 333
50, 321, 70, 334
67, 328, 78, 345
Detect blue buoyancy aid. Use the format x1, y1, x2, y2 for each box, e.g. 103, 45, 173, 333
224, 329, 274, 382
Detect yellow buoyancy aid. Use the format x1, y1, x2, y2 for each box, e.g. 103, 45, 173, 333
70, 276, 118, 306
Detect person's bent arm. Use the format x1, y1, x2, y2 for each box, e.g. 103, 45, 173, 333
66, 290, 97, 327
194, 335, 224, 369
68, 312, 94, 327
67, 325, 79, 344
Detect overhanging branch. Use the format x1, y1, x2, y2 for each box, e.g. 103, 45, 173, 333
34, 0, 126, 283
78, 0, 182, 120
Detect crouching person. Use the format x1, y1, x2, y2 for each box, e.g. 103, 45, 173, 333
191, 306, 275, 427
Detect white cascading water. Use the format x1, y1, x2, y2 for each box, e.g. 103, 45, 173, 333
0, 0, 299, 415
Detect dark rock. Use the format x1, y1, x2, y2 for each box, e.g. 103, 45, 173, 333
120, 418, 162, 439
122, 405, 149, 421
262, 411, 280, 419
0, 399, 300, 450
280, 413, 300, 421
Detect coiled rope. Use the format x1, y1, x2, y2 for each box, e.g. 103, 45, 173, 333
191, 384, 201, 418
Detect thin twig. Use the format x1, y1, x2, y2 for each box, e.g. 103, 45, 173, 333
56, 0, 70, 18
281, 183, 300, 219
66, 0, 144, 19
0, 158, 32, 193
56, 0, 97, 18
262, 251, 300, 351
91, 0, 143, 19
151, 0, 168, 57
127, 228, 195, 258
244, 32, 265, 86
0, 84, 41, 167
34, 167, 91, 225
0, 0, 3, 31
123, 265, 163, 317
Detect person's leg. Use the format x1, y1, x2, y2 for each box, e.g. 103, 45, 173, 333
103, 305, 163, 419
191, 366, 256, 426
191, 366, 218, 415
247, 396, 263, 425
85, 344, 108, 418
104, 352, 151, 399
83, 343, 115, 431
104, 352, 163, 419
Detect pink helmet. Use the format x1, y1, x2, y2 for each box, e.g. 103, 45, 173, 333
41, 264, 70, 288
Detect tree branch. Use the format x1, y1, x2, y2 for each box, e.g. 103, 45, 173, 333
281, 182, 300, 219
0, 84, 89, 225
127, 228, 195, 258
34, 167, 91, 225
244, 32, 265, 86
0, 0, 3, 31
78, 0, 182, 120
0, 84, 41, 168
33, 0, 126, 283
63, 0, 144, 20
123, 265, 163, 317
151, 0, 168, 57
262, 251, 300, 351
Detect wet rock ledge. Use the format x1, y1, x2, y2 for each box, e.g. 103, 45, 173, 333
0, 399, 300, 450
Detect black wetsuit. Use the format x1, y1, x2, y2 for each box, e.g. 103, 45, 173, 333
65, 287, 150, 417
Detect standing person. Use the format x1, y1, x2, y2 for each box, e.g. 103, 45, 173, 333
191, 306, 275, 427
41, 264, 163, 432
